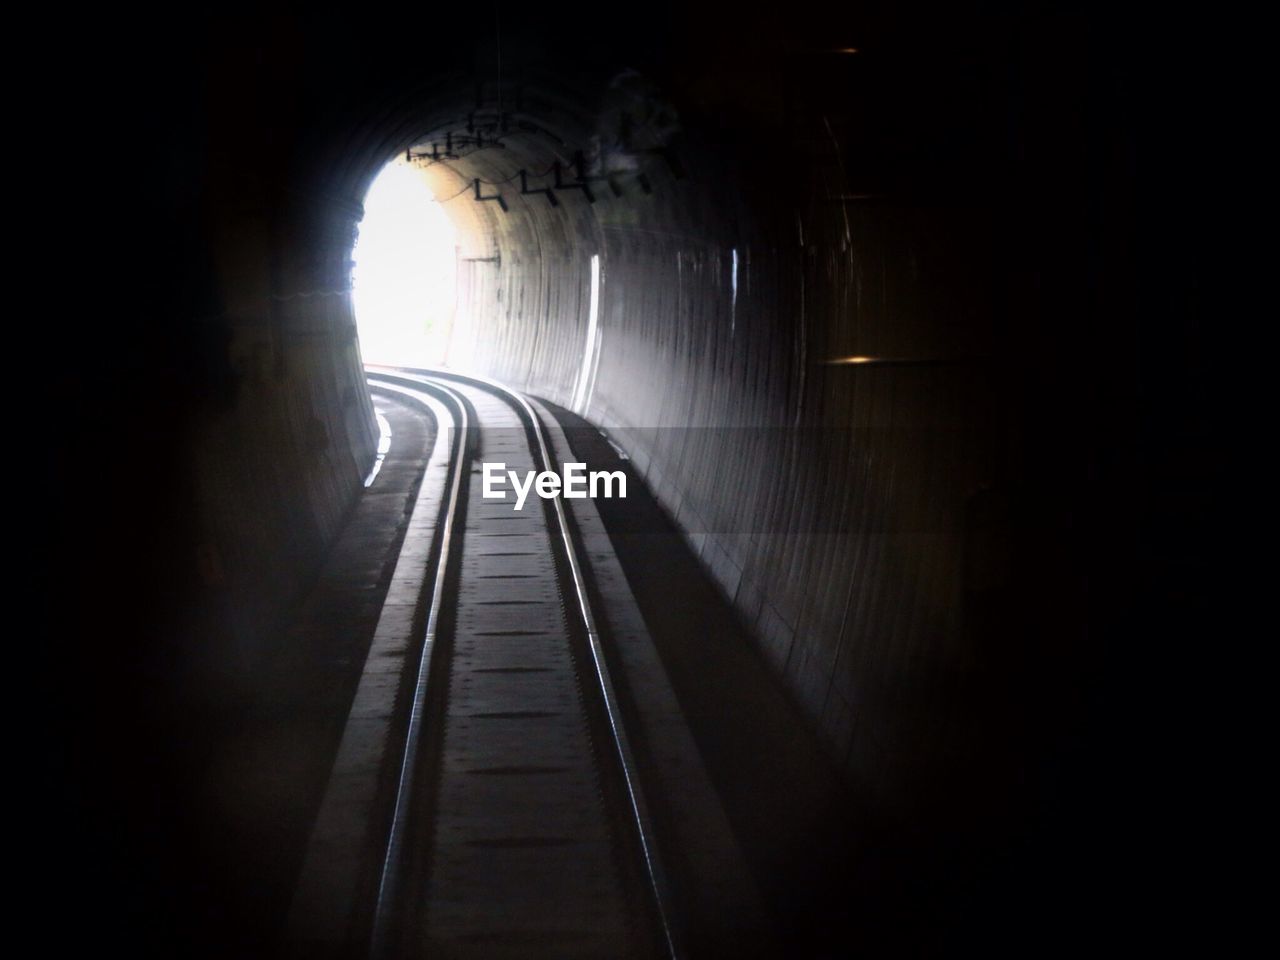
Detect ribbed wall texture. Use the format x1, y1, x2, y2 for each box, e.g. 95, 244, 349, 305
180, 15, 1105, 816
434, 129, 1008, 810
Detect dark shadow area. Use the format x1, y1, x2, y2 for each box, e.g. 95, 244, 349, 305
539, 397, 1200, 958
43, 395, 433, 957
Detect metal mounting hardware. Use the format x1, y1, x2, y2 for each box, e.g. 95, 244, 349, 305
473, 178, 508, 212
417, 139, 458, 163
553, 152, 596, 203
520, 170, 559, 207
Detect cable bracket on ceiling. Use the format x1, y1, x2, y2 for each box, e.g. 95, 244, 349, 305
520, 170, 559, 207
552, 152, 596, 203
473, 178, 509, 213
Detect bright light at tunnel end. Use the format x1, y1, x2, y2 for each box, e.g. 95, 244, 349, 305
353, 162, 458, 367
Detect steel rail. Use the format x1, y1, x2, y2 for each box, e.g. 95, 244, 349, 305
378, 365, 686, 960
365, 376, 470, 959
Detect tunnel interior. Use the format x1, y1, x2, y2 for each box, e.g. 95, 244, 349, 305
44, 2, 1214, 957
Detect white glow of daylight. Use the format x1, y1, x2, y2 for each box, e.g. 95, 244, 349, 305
730, 247, 738, 333
571, 254, 602, 414
353, 162, 458, 366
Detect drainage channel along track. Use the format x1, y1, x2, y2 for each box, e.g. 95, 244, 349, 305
348, 369, 681, 960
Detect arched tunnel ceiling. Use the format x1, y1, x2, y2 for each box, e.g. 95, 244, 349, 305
137, 8, 1049, 832
40, 3, 1218, 954
392, 76, 692, 258
305, 68, 726, 273
272, 3, 1016, 291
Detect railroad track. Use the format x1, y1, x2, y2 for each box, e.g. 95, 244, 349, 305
288, 368, 684, 960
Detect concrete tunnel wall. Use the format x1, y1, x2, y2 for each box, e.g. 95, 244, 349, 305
85, 5, 1138, 831
421, 119, 1006, 809
248, 51, 1042, 821
184, 188, 380, 662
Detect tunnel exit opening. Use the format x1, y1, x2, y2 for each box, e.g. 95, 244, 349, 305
352, 160, 458, 366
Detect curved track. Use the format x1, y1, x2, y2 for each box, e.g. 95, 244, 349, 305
360, 369, 682, 960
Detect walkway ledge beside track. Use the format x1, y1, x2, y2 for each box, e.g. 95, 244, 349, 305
286, 380, 463, 956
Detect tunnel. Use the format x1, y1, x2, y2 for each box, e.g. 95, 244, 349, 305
42, 2, 1215, 957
